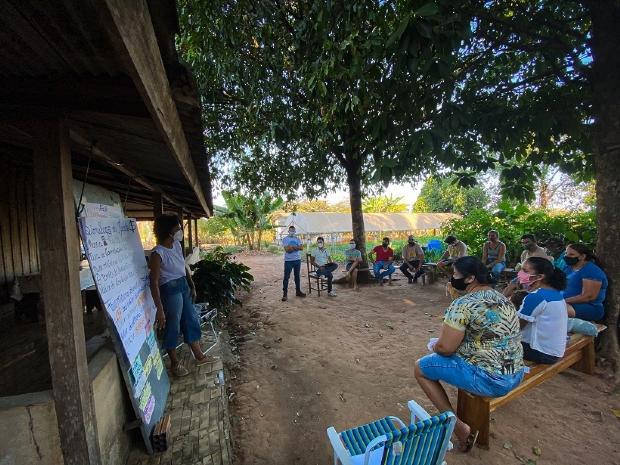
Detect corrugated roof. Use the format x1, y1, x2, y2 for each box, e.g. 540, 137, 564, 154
276, 212, 460, 234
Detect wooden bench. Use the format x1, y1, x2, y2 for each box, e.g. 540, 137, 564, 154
456, 324, 606, 447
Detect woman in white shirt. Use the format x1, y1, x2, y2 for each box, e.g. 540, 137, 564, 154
150, 214, 217, 377
517, 257, 568, 364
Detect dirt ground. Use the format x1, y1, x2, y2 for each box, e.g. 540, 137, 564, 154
224, 253, 620, 465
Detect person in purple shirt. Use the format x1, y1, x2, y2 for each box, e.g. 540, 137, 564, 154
562, 243, 608, 321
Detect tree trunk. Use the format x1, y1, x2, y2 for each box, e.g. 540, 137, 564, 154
346, 164, 368, 265
246, 232, 254, 250
257, 228, 263, 251
590, 0, 620, 380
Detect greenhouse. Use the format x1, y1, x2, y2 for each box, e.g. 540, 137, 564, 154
275, 212, 459, 247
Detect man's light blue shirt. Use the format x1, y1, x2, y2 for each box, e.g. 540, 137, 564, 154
282, 235, 302, 261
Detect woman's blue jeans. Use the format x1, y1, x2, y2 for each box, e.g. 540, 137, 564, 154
486, 258, 506, 282
159, 277, 202, 350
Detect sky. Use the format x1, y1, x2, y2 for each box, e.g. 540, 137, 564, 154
212, 181, 424, 208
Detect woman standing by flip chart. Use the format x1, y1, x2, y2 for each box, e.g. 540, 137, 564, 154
149, 214, 217, 377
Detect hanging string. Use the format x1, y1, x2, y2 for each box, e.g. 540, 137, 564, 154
122, 176, 132, 213
76, 140, 96, 217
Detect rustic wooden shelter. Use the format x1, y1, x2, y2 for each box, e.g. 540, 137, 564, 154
0, 1, 213, 464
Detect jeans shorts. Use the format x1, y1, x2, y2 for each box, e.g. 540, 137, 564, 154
418, 353, 524, 397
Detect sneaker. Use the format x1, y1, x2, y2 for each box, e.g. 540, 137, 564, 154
171, 362, 188, 377
412, 278, 418, 284
309, 272, 317, 277
296, 291, 307, 297
282, 295, 288, 301
408, 278, 413, 284
328, 291, 337, 297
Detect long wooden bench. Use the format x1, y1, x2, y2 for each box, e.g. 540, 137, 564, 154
456, 324, 606, 447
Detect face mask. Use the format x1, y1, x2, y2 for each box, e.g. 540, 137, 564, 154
317, 242, 324, 248
289, 231, 296, 237
517, 270, 537, 286
408, 241, 415, 245
382, 242, 389, 248
545, 248, 557, 255
173, 230, 183, 242
523, 243, 535, 250
450, 276, 469, 291
564, 256, 580, 266
349, 244, 356, 249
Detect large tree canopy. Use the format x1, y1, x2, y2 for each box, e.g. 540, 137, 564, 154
177, 1, 620, 376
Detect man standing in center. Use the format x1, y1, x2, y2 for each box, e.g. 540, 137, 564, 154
369, 237, 395, 285
400, 235, 426, 283
281, 225, 306, 301
310, 236, 338, 297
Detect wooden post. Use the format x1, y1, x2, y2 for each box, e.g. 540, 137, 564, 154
193, 217, 198, 249
153, 192, 163, 219
187, 212, 193, 252
177, 207, 185, 255
33, 117, 101, 465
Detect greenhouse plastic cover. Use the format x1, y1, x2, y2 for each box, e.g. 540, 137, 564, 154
275, 212, 460, 235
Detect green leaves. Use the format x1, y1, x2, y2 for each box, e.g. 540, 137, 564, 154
190, 248, 254, 315
415, 3, 439, 17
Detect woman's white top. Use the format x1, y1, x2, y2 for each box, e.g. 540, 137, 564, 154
518, 288, 568, 357
151, 241, 186, 286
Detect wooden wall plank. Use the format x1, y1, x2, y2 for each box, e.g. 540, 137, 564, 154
25, 168, 40, 274
8, 164, 22, 277
16, 166, 30, 274
0, 165, 14, 293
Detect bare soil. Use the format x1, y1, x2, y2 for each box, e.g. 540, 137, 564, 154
224, 253, 620, 465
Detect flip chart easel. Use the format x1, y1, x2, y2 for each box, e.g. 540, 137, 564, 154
78, 216, 169, 454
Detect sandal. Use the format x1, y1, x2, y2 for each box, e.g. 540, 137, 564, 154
457, 430, 479, 453
195, 354, 220, 366
354, 287, 360, 292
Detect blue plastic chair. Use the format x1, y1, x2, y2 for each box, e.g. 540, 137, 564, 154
327, 400, 455, 465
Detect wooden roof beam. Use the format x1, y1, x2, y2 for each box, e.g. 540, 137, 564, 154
93, 0, 210, 216
70, 127, 191, 214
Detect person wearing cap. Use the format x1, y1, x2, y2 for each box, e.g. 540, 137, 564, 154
543, 237, 567, 270
436, 235, 468, 278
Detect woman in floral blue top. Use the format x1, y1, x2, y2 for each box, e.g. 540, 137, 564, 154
414, 256, 524, 453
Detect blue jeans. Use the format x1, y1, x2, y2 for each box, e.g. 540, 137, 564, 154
373, 261, 395, 281
315, 262, 338, 292
486, 258, 506, 283
159, 277, 202, 350
283, 259, 301, 295
418, 353, 524, 397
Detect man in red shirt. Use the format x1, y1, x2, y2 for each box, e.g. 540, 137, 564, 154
368, 237, 395, 285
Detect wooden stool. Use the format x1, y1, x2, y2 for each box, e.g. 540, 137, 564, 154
421, 264, 437, 285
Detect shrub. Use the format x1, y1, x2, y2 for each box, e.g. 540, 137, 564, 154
441, 203, 596, 267
190, 246, 254, 316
